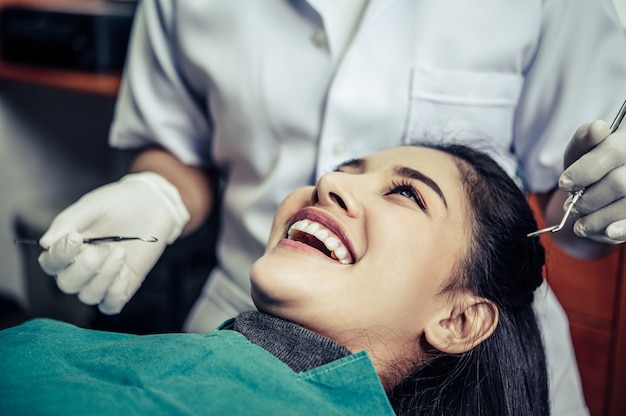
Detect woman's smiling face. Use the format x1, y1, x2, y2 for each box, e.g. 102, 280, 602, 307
250, 146, 471, 352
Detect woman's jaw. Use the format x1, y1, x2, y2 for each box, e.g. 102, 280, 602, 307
249, 146, 471, 383
246, 147, 467, 329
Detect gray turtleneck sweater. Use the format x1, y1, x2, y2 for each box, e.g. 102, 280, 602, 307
231, 311, 352, 373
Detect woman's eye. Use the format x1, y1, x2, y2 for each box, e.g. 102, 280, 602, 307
387, 183, 426, 210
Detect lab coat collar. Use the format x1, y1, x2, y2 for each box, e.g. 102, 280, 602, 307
303, 0, 399, 22
298, 0, 400, 60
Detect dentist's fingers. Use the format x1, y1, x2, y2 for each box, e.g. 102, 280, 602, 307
561, 121, 624, 191
54, 245, 112, 294
77, 247, 126, 305
572, 197, 626, 243
39, 212, 79, 250
38, 232, 83, 275
568, 165, 626, 218
99, 267, 135, 315
606, 219, 626, 242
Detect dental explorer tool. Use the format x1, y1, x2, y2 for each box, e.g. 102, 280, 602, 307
14, 236, 158, 246
527, 99, 626, 238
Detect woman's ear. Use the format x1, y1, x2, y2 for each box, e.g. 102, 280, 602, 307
424, 294, 498, 354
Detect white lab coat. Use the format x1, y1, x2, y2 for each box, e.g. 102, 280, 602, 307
110, 1, 626, 414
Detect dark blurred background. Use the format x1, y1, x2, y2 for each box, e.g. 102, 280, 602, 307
0, 0, 219, 334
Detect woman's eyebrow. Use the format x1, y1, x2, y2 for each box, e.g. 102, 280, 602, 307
394, 166, 448, 208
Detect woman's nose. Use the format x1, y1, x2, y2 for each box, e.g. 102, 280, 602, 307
315, 172, 361, 217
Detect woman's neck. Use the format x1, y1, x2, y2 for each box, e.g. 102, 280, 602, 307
326, 326, 424, 391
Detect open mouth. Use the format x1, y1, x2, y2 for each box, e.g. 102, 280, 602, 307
287, 219, 354, 264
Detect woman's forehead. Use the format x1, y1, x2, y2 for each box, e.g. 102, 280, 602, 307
365, 146, 460, 175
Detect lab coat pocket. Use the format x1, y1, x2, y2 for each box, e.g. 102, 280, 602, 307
404, 67, 523, 150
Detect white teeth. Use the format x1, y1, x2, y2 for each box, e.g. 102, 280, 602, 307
292, 220, 309, 232
324, 237, 340, 251
334, 246, 347, 259
304, 222, 321, 234
314, 229, 329, 240
287, 219, 351, 264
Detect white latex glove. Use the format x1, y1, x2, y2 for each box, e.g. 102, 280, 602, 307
560, 120, 626, 244
38, 172, 190, 314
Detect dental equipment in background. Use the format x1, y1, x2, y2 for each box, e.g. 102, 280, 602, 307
14, 236, 158, 246
527, 99, 626, 238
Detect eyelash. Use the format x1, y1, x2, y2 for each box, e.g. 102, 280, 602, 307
387, 180, 426, 210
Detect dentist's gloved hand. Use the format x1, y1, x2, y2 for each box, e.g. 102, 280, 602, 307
560, 120, 626, 244
38, 172, 190, 314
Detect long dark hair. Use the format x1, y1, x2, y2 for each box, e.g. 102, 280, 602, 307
387, 143, 549, 415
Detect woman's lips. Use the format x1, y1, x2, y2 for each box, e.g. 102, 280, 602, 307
285, 208, 355, 264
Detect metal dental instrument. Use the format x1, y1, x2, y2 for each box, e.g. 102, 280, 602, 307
526, 190, 584, 237
527, 99, 626, 238
14, 236, 158, 246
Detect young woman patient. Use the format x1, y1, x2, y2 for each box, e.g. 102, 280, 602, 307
0, 144, 549, 415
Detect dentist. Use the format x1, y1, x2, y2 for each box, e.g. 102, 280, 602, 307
38, 1, 626, 415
